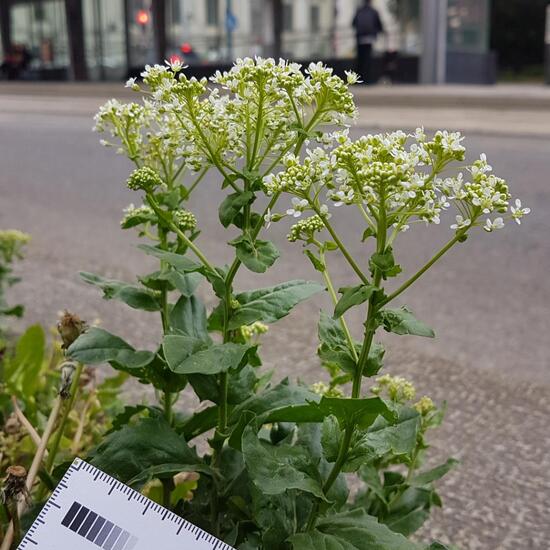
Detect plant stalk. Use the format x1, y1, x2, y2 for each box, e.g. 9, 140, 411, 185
45, 362, 84, 474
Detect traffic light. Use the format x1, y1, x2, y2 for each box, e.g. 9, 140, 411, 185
136, 9, 150, 25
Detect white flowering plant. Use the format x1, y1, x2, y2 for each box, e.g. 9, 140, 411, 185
60, 59, 528, 550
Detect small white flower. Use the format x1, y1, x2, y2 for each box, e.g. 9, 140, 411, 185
286, 197, 308, 218
450, 215, 471, 230
344, 71, 361, 85
264, 209, 274, 228
125, 77, 137, 88
483, 217, 504, 232
165, 58, 187, 72
510, 198, 530, 225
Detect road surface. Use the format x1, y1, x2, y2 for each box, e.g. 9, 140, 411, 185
0, 87, 549, 549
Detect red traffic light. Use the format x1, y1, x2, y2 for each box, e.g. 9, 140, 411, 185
180, 43, 192, 54
136, 9, 150, 25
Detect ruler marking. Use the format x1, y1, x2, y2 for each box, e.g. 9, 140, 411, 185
17, 458, 233, 550
102, 525, 122, 549
124, 535, 139, 550
86, 516, 107, 542
94, 520, 114, 546
69, 505, 90, 531
112, 530, 130, 550
61, 501, 81, 527
78, 510, 98, 536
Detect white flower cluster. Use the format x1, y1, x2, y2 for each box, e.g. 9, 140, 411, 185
95, 58, 358, 184
264, 130, 528, 236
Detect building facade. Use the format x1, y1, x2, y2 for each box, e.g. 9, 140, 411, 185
0, 0, 491, 82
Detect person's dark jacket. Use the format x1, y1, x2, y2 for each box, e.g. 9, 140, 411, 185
352, 5, 384, 39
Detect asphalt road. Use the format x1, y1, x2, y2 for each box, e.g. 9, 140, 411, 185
0, 91, 549, 549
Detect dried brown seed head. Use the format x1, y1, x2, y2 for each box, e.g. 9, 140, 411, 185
57, 310, 86, 348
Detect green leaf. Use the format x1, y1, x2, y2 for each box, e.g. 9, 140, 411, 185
67, 327, 155, 369
378, 307, 435, 338
138, 244, 202, 272
120, 207, 156, 229
0, 304, 24, 317
229, 380, 321, 447
261, 396, 393, 433
304, 249, 325, 272
334, 284, 377, 319
318, 312, 384, 377
358, 464, 387, 505
178, 406, 219, 441
369, 248, 402, 279
318, 310, 348, 349
89, 416, 210, 488
321, 415, 341, 463
226, 280, 324, 330
80, 272, 160, 311
242, 423, 327, 500
364, 342, 385, 377
163, 336, 250, 375
159, 271, 202, 297
385, 487, 434, 536
289, 509, 417, 550
347, 407, 420, 471
230, 235, 280, 273
5, 324, 45, 396
219, 191, 255, 227
227, 365, 259, 404
169, 295, 211, 343
411, 458, 459, 487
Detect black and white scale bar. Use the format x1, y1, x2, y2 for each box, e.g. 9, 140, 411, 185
18, 458, 234, 550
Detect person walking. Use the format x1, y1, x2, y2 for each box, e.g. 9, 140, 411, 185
352, 0, 384, 84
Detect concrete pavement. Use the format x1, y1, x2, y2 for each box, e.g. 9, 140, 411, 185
0, 85, 549, 549
2, 81, 550, 137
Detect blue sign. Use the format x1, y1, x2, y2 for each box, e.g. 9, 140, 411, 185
226, 12, 238, 32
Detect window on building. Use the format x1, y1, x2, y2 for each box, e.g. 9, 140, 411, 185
310, 4, 320, 32
283, 2, 293, 32
206, 0, 219, 26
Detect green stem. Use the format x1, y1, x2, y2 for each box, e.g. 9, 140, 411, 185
320, 251, 358, 362
157, 225, 175, 427
310, 202, 370, 285
306, 204, 388, 531
381, 231, 465, 306
183, 166, 208, 199
46, 362, 84, 474
146, 194, 215, 272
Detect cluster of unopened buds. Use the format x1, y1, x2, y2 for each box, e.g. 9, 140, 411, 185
311, 381, 344, 398
240, 321, 269, 342
264, 129, 529, 237
173, 210, 197, 232
126, 166, 164, 192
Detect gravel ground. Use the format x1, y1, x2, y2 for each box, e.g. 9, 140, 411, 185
0, 91, 549, 549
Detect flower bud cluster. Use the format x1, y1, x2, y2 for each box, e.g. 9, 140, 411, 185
173, 209, 197, 232
371, 374, 416, 403
121, 204, 156, 228
0, 229, 30, 263
264, 148, 332, 196
311, 381, 344, 398
287, 215, 325, 242
265, 130, 529, 238
240, 321, 269, 341
126, 167, 163, 191
414, 396, 436, 416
